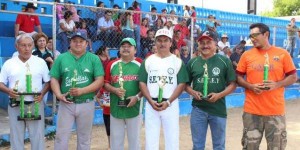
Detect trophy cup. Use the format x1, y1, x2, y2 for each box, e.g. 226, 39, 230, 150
157, 76, 167, 103
9, 80, 19, 107
260, 53, 270, 90
67, 69, 78, 102
18, 63, 41, 121
201, 63, 211, 100
117, 62, 129, 107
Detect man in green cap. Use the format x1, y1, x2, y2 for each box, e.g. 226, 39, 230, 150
104, 37, 143, 150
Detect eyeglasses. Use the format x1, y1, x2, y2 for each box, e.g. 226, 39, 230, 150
249, 32, 262, 39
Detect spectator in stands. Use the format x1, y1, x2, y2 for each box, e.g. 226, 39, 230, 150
77, 21, 93, 52
183, 5, 190, 18
159, 9, 168, 25
286, 18, 299, 58
112, 4, 120, 21
174, 18, 190, 40
121, 9, 135, 38
141, 18, 149, 39
141, 29, 156, 59
163, 21, 174, 37
132, 1, 142, 57
167, 10, 178, 25
91, 1, 105, 23
145, 7, 158, 28
58, 10, 76, 53
218, 33, 230, 50
180, 45, 191, 65
237, 23, 297, 149
230, 45, 243, 70
205, 15, 220, 41
190, 6, 197, 23
232, 40, 246, 52
173, 30, 186, 51
145, 45, 157, 58
152, 18, 164, 32
65, 1, 80, 23
46, 37, 61, 59
218, 46, 231, 58
55, 0, 64, 21
32, 33, 54, 69
0, 34, 50, 150
97, 10, 118, 48
189, 22, 201, 42
15, 3, 42, 38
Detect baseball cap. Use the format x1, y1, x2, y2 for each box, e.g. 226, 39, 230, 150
71, 31, 88, 41
120, 38, 136, 46
25, 3, 38, 10
155, 29, 172, 39
221, 33, 228, 38
198, 31, 217, 42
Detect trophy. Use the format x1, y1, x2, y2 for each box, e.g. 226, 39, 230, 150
201, 63, 211, 100
117, 62, 129, 107
67, 69, 78, 102
260, 53, 270, 90
157, 76, 167, 103
9, 80, 19, 107
18, 63, 41, 121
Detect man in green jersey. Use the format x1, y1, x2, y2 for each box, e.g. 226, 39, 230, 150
50, 31, 104, 150
104, 38, 142, 150
185, 31, 236, 150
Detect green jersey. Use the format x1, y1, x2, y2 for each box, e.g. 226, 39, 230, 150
105, 58, 142, 119
186, 54, 236, 118
50, 52, 104, 100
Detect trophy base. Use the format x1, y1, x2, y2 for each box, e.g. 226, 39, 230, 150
17, 115, 41, 121
9, 101, 19, 107
117, 99, 130, 107
201, 95, 212, 101
17, 92, 41, 96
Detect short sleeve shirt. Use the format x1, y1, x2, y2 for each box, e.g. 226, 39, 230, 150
138, 54, 189, 99
58, 19, 75, 33
236, 46, 296, 115
50, 52, 104, 99
0, 56, 50, 101
186, 54, 236, 118
105, 58, 142, 119
15, 13, 41, 33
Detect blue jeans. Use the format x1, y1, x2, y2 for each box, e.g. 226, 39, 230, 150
57, 32, 71, 53
122, 29, 134, 39
286, 36, 297, 58
190, 106, 226, 150
134, 25, 141, 57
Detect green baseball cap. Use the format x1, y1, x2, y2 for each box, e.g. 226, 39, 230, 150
120, 38, 136, 47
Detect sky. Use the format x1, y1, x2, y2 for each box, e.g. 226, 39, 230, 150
152, 0, 274, 15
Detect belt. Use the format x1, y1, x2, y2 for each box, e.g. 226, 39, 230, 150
73, 98, 94, 104
152, 98, 168, 102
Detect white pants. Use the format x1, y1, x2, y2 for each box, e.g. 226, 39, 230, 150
145, 99, 179, 150
54, 101, 95, 150
8, 102, 45, 150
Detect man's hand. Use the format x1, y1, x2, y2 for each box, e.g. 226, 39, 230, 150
263, 80, 279, 91
126, 96, 138, 107
190, 89, 202, 100
149, 100, 162, 111
57, 93, 73, 104
8, 89, 19, 99
113, 88, 126, 99
34, 94, 43, 102
207, 93, 222, 103
250, 83, 264, 94
69, 88, 84, 97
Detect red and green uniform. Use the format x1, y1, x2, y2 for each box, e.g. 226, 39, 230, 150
105, 58, 143, 119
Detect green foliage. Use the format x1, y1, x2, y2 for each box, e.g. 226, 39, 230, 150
261, 0, 300, 17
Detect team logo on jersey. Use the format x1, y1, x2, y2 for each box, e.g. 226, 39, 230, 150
167, 68, 174, 75
212, 67, 220, 76
64, 68, 70, 72
84, 68, 90, 73
273, 56, 279, 61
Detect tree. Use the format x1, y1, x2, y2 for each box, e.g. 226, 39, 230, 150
261, 0, 300, 17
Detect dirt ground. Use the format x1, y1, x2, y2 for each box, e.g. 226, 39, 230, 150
2, 99, 300, 150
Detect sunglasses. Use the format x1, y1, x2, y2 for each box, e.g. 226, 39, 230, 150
249, 32, 262, 39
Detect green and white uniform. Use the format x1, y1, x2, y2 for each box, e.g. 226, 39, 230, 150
186, 54, 236, 118
139, 54, 189, 150
50, 52, 104, 150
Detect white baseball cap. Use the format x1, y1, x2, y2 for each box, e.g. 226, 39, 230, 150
155, 29, 172, 39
